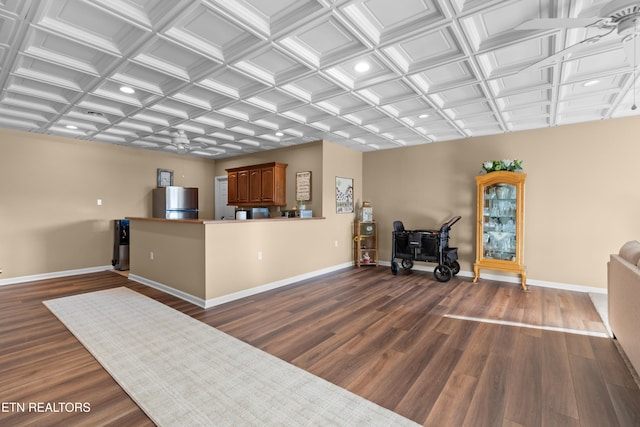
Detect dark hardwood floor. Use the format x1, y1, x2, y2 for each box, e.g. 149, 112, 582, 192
1, 267, 639, 426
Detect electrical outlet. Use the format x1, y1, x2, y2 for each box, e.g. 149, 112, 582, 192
335, 240, 338, 247
257, 251, 262, 260
97, 199, 102, 206
150, 251, 154, 260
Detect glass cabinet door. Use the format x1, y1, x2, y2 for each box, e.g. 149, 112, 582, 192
482, 183, 517, 261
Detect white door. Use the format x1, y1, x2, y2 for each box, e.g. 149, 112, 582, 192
215, 176, 236, 220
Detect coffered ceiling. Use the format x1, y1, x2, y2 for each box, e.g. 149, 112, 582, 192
1, 0, 639, 158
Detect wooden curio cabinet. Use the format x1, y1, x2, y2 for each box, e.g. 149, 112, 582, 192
473, 171, 527, 291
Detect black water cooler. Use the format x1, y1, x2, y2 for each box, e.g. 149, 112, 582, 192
112, 219, 130, 271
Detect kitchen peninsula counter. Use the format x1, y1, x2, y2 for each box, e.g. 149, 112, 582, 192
126, 215, 342, 308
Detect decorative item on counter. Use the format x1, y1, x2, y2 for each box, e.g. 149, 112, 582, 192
360, 201, 373, 222
480, 159, 523, 174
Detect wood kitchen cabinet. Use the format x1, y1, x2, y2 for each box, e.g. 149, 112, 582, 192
226, 162, 287, 206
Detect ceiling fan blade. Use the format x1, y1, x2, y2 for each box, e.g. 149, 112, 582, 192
519, 34, 604, 72
516, 17, 600, 31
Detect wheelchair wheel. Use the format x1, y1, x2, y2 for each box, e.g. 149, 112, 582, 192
434, 264, 453, 282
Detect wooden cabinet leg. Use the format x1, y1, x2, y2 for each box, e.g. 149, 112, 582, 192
473, 264, 480, 283
520, 270, 528, 292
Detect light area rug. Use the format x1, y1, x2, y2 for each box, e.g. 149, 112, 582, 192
44, 287, 419, 427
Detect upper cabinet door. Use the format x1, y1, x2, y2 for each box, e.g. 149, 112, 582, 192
249, 169, 262, 203
261, 167, 275, 202
237, 170, 249, 203
227, 171, 238, 205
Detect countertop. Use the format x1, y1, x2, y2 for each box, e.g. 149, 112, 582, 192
126, 216, 325, 224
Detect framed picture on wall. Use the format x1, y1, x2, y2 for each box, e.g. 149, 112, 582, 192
335, 176, 354, 214
296, 171, 311, 202
157, 168, 173, 187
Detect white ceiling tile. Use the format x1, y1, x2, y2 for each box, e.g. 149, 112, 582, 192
383, 26, 465, 73
163, 3, 261, 63
219, 101, 270, 121
245, 89, 304, 113
132, 38, 219, 81
213, 0, 324, 37
357, 79, 418, 105
111, 61, 186, 95
149, 98, 206, 120
323, 52, 400, 90
497, 89, 552, 111
281, 104, 330, 124
77, 94, 139, 117
233, 47, 312, 85
33, 0, 148, 56
279, 16, 366, 68
5, 76, 78, 104
12, 56, 97, 92
340, 0, 446, 45
22, 28, 117, 75
409, 60, 478, 93
430, 83, 486, 109
315, 93, 370, 115
280, 74, 342, 102
171, 86, 235, 111
198, 68, 269, 99
380, 97, 433, 119
488, 68, 553, 97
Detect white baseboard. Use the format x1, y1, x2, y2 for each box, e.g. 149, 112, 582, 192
202, 262, 353, 308
0, 265, 114, 287
128, 274, 207, 308
378, 261, 608, 295
130, 262, 354, 309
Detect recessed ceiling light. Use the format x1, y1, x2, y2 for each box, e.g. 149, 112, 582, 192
583, 80, 600, 87
65, 125, 78, 129
120, 86, 135, 94
275, 131, 284, 137
354, 61, 370, 73
418, 113, 429, 119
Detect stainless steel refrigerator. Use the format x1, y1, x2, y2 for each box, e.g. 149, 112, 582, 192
152, 186, 199, 219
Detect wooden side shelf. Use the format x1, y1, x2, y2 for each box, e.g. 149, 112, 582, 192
354, 221, 378, 267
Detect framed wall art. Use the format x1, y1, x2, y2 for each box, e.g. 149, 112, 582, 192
335, 176, 354, 214
296, 171, 311, 202
157, 168, 174, 187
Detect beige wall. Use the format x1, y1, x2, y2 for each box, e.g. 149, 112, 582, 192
363, 115, 640, 289
0, 128, 216, 279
